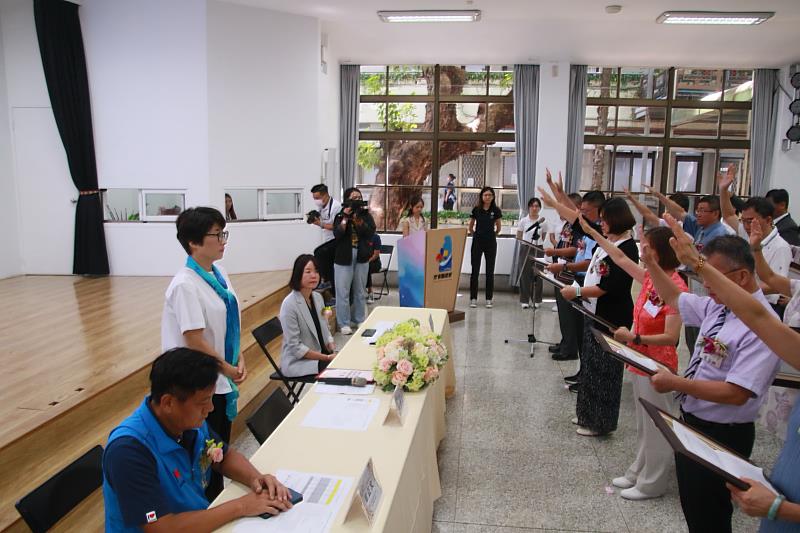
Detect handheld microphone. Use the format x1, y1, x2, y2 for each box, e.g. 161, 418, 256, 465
317, 376, 368, 387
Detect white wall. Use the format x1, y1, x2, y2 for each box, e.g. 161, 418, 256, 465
81, 0, 210, 207
0, 20, 21, 279
769, 65, 800, 209
0, 0, 75, 275
318, 23, 341, 196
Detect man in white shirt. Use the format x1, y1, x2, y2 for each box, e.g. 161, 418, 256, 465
516, 197, 549, 308
719, 173, 792, 309
311, 183, 341, 243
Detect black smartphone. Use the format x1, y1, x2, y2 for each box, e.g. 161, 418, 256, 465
361, 328, 377, 337
259, 487, 303, 519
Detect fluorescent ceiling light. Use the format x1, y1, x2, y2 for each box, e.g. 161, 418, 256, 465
656, 11, 774, 25
377, 10, 481, 23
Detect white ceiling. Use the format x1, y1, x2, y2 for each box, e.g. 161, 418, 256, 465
223, 0, 800, 67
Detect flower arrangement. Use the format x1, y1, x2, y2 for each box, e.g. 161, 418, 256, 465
372, 318, 448, 392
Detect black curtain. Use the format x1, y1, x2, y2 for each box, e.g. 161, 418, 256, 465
34, 0, 109, 275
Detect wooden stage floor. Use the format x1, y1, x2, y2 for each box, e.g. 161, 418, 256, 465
0, 271, 289, 450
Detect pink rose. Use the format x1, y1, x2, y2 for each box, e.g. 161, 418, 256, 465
423, 366, 439, 382
207, 446, 224, 463
391, 371, 407, 386
378, 357, 393, 372
396, 359, 414, 376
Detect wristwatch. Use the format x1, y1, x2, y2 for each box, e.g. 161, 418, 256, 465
634, 334, 642, 345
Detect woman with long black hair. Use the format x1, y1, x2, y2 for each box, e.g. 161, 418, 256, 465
468, 186, 502, 309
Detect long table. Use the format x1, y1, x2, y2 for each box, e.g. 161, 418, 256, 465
212, 306, 456, 532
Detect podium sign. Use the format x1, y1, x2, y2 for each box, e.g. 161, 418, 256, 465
397, 227, 466, 312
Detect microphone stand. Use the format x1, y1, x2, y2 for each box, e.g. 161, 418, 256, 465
505, 239, 558, 357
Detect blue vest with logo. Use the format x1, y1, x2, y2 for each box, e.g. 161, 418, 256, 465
103, 397, 212, 532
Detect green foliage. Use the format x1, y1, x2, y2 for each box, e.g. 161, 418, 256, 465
438, 210, 471, 221
357, 142, 382, 171
501, 212, 518, 222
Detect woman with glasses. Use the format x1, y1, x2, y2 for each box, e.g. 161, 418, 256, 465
161, 206, 244, 500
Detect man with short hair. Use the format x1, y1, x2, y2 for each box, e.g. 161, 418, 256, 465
766, 188, 800, 246
644, 235, 782, 533
719, 174, 792, 310
103, 348, 292, 532
310, 184, 341, 243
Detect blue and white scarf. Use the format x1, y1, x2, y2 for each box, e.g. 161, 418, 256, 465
186, 256, 240, 421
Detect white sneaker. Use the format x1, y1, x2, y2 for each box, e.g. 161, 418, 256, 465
551, 304, 558, 312
576, 427, 601, 437
367, 293, 374, 304
620, 487, 661, 501
570, 416, 579, 425
340, 326, 353, 335
521, 303, 530, 309
485, 300, 493, 309
470, 299, 477, 308
612, 476, 635, 489
534, 303, 541, 309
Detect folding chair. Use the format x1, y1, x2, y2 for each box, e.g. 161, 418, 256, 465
245, 388, 294, 444
251, 317, 317, 404
15, 445, 104, 533
372, 244, 394, 301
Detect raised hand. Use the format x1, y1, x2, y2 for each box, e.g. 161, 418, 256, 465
578, 214, 597, 237
750, 218, 766, 249
717, 164, 735, 191
664, 213, 699, 268
537, 187, 557, 208
640, 242, 658, 268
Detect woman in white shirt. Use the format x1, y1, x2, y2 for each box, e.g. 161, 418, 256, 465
516, 197, 549, 309
161, 207, 245, 499
399, 195, 428, 237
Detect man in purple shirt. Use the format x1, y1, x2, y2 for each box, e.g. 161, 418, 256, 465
643, 235, 782, 533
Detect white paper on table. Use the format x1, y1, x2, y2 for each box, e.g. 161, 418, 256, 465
671, 419, 778, 495
317, 368, 374, 382
314, 383, 376, 396
301, 396, 380, 431
605, 337, 659, 373
232, 470, 353, 533
361, 320, 397, 344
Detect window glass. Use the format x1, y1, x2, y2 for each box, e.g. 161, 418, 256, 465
388, 65, 431, 96
585, 105, 617, 135
386, 102, 431, 132
386, 141, 433, 185
587, 67, 618, 98
360, 65, 386, 96
674, 68, 723, 101
724, 70, 754, 102
103, 189, 139, 221
224, 189, 258, 221
356, 141, 385, 186
488, 65, 513, 96
439, 103, 485, 132
440, 65, 486, 96
613, 106, 665, 136
671, 108, 720, 138
619, 67, 667, 99
143, 192, 184, 219
359, 103, 385, 132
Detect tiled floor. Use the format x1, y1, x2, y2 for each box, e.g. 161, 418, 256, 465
233, 288, 783, 533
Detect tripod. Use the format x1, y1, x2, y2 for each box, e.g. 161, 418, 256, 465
505, 240, 558, 357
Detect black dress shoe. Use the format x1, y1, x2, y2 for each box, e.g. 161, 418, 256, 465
568, 382, 581, 393
548, 343, 562, 353
564, 373, 581, 383
552, 352, 579, 361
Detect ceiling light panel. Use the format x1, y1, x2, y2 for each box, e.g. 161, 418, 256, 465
656, 11, 774, 25
377, 10, 481, 23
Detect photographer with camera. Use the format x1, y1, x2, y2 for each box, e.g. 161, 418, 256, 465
332, 187, 376, 335
309, 184, 341, 293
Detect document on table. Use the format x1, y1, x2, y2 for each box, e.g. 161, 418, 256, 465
670, 417, 778, 495
361, 320, 396, 344
232, 470, 353, 533
318, 368, 374, 382
314, 382, 376, 396
301, 396, 380, 431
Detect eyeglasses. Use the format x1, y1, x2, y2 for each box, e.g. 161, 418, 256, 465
206, 231, 229, 243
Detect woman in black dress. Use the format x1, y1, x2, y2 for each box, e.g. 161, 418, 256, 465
468, 186, 503, 308
564, 197, 638, 436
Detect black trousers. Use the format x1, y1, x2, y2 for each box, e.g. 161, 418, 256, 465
555, 291, 583, 357
470, 237, 497, 300
676, 411, 755, 533
205, 393, 232, 501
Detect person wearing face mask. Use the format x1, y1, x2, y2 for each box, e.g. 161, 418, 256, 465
332, 187, 376, 335
516, 197, 549, 309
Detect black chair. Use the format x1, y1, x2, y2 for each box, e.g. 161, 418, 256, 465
372, 244, 394, 301
15, 445, 104, 533
246, 388, 294, 444
252, 317, 317, 404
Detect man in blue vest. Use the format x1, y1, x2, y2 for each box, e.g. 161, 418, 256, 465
103, 348, 292, 532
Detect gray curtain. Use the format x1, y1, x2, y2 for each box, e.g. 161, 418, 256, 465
564, 65, 587, 194
750, 69, 779, 196
509, 64, 540, 288
339, 64, 360, 191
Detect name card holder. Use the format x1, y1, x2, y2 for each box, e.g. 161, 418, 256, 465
343, 458, 383, 527
383, 384, 406, 426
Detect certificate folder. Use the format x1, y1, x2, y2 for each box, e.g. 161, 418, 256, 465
591, 328, 672, 375
640, 398, 778, 494
570, 301, 617, 332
